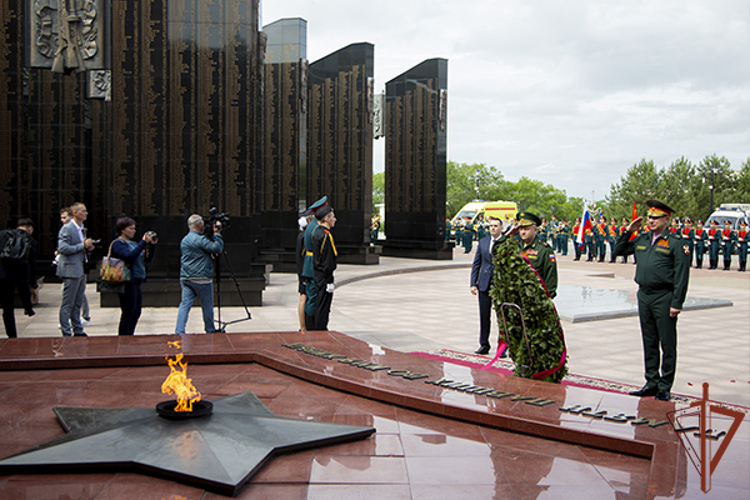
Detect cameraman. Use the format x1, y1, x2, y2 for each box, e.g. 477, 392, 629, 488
175, 214, 223, 334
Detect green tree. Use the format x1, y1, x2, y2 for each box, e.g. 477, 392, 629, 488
734, 158, 750, 203
659, 157, 703, 219
372, 172, 384, 213
605, 159, 661, 220
446, 161, 507, 216
697, 155, 733, 218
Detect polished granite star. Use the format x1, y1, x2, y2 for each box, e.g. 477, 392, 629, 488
0, 391, 375, 496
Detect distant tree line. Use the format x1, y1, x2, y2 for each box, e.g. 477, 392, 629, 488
444, 161, 584, 222
604, 155, 750, 222
372, 154, 750, 224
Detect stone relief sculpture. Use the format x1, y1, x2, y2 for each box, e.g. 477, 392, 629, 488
30, 0, 106, 73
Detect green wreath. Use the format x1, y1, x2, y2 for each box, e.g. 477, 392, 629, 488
489, 237, 568, 383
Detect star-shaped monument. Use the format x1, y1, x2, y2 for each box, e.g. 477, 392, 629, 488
0, 391, 375, 496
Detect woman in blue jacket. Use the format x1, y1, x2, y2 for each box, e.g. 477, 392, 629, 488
111, 217, 157, 335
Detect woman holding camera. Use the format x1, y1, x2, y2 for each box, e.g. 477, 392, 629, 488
111, 217, 157, 335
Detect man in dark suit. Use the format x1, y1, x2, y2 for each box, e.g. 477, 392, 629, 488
57, 202, 95, 337
470, 218, 504, 355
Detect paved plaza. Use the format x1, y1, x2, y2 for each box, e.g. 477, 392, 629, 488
10, 246, 750, 408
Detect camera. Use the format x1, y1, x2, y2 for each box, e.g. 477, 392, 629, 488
203, 207, 230, 239
145, 230, 158, 242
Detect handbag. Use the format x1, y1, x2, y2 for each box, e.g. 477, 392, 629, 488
100, 240, 131, 284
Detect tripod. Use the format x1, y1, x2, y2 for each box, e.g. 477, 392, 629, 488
213, 248, 252, 332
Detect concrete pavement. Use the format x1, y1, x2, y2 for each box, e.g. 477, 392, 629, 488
9, 245, 749, 408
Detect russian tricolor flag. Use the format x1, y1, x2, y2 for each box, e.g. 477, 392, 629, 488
576, 208, 592, 248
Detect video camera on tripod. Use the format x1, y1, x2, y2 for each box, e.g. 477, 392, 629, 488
203, 207, 230, 241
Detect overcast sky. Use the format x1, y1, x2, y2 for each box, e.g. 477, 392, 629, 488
262, 0, 750, 201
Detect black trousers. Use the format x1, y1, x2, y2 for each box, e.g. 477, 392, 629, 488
0, 279, 33, 339
477, 289, 493, 350
314, 276, 334, 330
117, 278, 143, 336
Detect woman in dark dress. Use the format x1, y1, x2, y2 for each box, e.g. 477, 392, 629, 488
110, 217, 157, 335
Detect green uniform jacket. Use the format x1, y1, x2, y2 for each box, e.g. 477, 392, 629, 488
499, 235, 558, 298
614, 230, 690, 310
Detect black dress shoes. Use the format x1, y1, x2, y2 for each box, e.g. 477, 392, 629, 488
655, 390, 671, 401
474, 347, 490, 355
629, 385, 659, 397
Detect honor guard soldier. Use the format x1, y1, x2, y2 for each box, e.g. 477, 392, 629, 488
693, 220, 708, 269
707, 220, 721, 269
557, 219, 569, 255
594, 216, 607, 262
737, 221, 749, 272
572, 217, 582, 261
301, 196, 329, 330
669, 218, 681, 237
539, 219, 549, 246
721, 220, 737, 271
585, 225, 595, 261
607, 217, 619, 263
681, 218, 694, 261
614, 200, 690, 402
463, 219, 474, 253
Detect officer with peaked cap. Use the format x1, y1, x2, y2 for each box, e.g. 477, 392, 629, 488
301, 196, 328, 330
693, 220, 708, 269
738, 220, 749, 272
503, 211, 558, 298
720, 220, 736, 271
614, 200, 690, 401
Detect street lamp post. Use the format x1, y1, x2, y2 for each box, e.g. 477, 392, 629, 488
709, 165, 718, 211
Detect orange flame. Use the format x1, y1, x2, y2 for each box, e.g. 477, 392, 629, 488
161, 354, 201, 412
167, 340, 182, 349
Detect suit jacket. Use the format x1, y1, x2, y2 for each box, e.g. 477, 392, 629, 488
56, 221, 86, 278
470, 236, 497, 292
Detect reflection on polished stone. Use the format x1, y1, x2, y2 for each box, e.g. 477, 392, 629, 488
554, 285, 733, 323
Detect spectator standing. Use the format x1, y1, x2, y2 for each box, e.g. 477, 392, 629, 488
295, 210, 313, 331
0, 219, 37, 338
110, 217, 157, 335
57, 202, 94, 337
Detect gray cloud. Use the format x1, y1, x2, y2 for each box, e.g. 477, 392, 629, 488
264, 0, 749, 199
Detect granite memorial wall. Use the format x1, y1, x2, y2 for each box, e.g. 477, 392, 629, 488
383, 58, 451, 259
307, 43, 378, 264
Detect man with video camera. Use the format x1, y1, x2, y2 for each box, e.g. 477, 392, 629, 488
175, 213, 223, 334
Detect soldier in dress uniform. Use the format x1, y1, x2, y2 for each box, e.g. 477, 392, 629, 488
585, 225, 595, 261
572, 217, 582, 261
707, 220, 721, 270
614, 200, 690, 402
539, 218, 549, 246
301, 196, 329, 330
720, 220, 737, 271
557, 219, 569, 256
669, 218, 681, 237
463, 218, 474, 253
595, 216, 608, 262
737, 221, 749, 272
607, 217, 619, 263
693, 220, 708, 269
681, 219, 694, 262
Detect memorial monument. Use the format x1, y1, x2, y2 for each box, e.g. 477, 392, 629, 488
382, 58, 451, 259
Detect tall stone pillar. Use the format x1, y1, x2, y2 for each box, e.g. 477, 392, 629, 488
307, 43, 379, 264
382, 58, 451, 259
258, 18, 308, 271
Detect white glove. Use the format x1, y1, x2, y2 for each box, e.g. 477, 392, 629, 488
326, 283, 335, 293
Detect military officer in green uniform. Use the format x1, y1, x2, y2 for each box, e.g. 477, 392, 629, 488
501, 212, 558, 298
614, 200, 690, 402
301, 196, 329, 330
